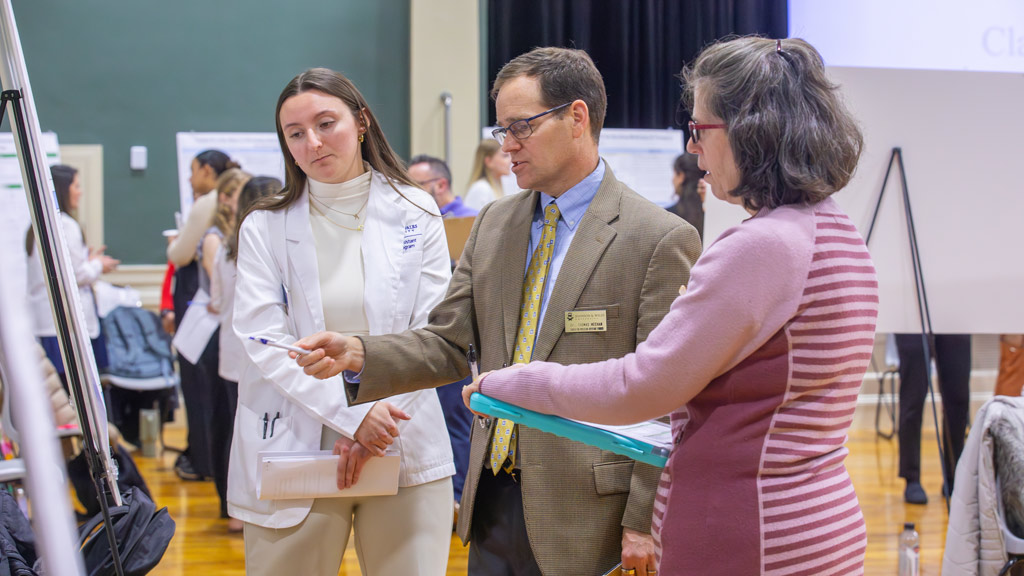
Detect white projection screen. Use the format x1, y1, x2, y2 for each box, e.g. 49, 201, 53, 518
705, 1, 1024, 334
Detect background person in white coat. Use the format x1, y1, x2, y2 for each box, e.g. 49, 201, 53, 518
204, 167, 252, 533
211, 175, 282, 535
462, 138, 512, 211
26, 164, 119, 386
228, 67, 455, 576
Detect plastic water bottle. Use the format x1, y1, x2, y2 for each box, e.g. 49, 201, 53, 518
898, 522, 920, 576
139, 407, 160, 458
14, 486, 27, 517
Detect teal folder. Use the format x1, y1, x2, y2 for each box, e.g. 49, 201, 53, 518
470, 393, 670, 468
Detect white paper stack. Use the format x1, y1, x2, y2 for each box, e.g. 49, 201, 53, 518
256, 450, 400, 500
171, 288, 220, 363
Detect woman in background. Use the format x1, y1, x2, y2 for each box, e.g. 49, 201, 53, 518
462, 138, 512, 211
26, 164, 119, 385
667, 152, 706, 241
200, 167, 250, 531
166, 149, 239, 482
228, 67, 453, 575
466, 37, 876, 574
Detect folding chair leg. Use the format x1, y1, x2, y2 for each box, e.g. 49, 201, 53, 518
998, 555, 1024, 576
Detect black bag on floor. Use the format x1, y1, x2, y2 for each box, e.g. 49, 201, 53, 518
78, 486, 174, 576
0, 490, 38, 575
68, 444, 151, 518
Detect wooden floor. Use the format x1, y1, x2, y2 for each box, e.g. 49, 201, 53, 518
139, 421, 951, 575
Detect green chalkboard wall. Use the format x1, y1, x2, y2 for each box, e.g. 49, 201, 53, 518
14, 1, 410, 264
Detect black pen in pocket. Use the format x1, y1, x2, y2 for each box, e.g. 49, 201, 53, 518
270, 412, 281, 437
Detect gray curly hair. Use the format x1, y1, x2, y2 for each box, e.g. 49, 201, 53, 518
681, 36, 863, 212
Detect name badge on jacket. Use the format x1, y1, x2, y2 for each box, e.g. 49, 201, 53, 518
564, 310, 607, 333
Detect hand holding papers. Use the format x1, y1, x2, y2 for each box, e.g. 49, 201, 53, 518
352, 401, 410, 457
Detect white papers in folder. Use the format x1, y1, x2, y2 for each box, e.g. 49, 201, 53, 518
570, 418, 674, 454
256, 450, 400, 500
171, 288, 220, 364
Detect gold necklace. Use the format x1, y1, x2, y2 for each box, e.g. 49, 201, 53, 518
310, 201, 365, 231
309, 192, 369, 220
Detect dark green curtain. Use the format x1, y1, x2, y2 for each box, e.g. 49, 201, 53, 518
487, 0, 787, 130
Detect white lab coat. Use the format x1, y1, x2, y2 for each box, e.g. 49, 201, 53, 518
227, 169, 456, 528
27, 213, 101, 339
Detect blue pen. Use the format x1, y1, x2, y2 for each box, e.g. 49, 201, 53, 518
186, 300, 209, 306
249, 336, 310, 355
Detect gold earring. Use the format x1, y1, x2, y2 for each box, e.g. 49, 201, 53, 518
359, 133, 365, 143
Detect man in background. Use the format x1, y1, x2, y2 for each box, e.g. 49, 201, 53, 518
409, 154, 477, 218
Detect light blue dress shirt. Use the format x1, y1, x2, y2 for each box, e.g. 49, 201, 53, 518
529, 159, 604, 338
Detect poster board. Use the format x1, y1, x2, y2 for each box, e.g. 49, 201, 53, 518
175, 132, 286, 217
703, 66, 1024, 334
0, 132, 60, 318
480, 127, 684, 205
598, 129, 684, 206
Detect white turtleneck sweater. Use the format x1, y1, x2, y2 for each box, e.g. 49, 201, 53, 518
308, 170, 372, 338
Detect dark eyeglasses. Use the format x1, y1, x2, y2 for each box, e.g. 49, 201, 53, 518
688, 120, 726, 143
491, 102, 572, 144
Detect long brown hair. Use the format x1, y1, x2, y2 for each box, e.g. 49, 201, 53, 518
213, 168, 251, 235
246, 67, 430, 220
25, 164, 78, 255
227, 176, 283, 261
466, 139, 503, 200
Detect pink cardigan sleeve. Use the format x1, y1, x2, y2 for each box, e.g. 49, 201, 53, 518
480, 209, 814, 425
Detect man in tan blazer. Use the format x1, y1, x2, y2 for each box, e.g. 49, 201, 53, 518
296, 47, 701, 575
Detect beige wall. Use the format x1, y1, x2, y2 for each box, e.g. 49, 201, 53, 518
60, 144, 104, 247
409, 0, 481, 198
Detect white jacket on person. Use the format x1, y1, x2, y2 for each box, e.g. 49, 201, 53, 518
27, 213, 101, 339
943, 396, 1024, 575
227, 169, 455, 528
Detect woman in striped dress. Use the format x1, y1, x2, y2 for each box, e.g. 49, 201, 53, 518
465, 36, 877, 575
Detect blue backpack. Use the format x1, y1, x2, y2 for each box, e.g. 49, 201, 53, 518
100, 307, 175, 383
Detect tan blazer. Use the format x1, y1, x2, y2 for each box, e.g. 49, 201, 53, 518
349, 166, 701, 575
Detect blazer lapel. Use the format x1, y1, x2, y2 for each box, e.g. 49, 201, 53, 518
533, 169, 621, 361
501, 190, 539, 363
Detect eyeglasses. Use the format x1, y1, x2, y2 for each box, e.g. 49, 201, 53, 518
491, 102, 572, 144
415, 177, 442, 188
688, 120, 726, 143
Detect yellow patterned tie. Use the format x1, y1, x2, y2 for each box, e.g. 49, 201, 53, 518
490, 202, 561, 474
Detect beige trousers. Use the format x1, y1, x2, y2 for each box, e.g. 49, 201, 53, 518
243, 477, 453, 576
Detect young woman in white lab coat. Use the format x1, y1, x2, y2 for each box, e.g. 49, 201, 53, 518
26, 164, 119, 383
228, 67, 455, 576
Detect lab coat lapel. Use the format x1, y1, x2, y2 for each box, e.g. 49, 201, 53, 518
360, 173, 401, 335
284, 187, 325, 334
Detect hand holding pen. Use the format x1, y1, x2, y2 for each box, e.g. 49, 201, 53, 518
291, 331, 365, 378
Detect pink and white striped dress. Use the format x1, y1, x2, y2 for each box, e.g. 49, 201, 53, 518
480, 197, 879, 575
